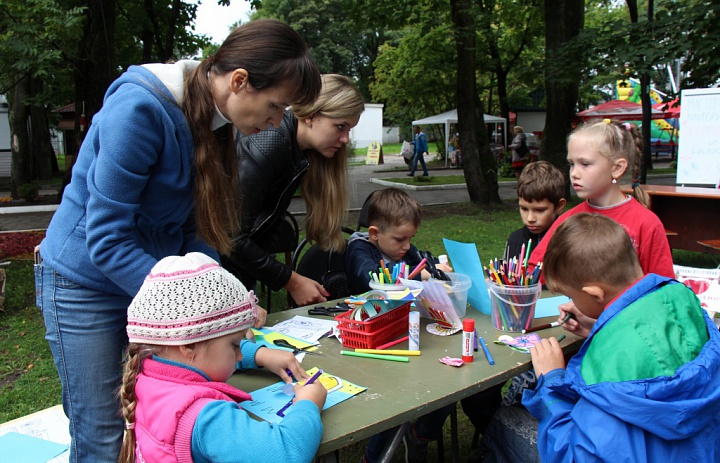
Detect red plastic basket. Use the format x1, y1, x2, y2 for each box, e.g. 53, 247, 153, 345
334, 301, 410, 349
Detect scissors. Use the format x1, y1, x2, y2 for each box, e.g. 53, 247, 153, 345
272, 339, 325, 356
307, 305, 351, 317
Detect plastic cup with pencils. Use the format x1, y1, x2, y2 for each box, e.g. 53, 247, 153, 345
487, 279, 541, 332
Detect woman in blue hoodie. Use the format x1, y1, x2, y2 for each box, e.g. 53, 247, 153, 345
35, 19, 320, 463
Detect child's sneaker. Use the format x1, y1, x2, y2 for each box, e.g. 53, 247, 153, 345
403, 424, 429, 463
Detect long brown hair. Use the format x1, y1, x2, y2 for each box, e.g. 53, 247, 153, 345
569, 119, 648, 207
118, 344, 154, 463
293, 74, 364, 251
184, 19, 321, 255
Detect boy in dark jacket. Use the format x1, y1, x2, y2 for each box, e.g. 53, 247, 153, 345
345, 188, 451, 295
505, 161, 566, 260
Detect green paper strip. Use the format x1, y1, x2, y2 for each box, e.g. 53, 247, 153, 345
340, 350, 410, 363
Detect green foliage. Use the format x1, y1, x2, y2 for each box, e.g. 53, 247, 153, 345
564, 0, 720, 101
252, 0, 389, 99
17, 184, 38, 201
371, 19, 457, 126
0, 0, 84, 105
498, 162, 514, 178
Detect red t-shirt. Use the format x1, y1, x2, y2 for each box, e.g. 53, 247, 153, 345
529, 197, 675, 281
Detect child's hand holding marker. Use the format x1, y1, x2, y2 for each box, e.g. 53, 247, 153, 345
293, 372, 327, 412
277, 369, 327, 416
558, 301, 595, 338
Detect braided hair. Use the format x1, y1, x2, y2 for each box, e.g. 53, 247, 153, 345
117, 344, 154, 463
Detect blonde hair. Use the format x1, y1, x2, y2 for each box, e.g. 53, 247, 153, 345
544, 213, 642, 294
184, 19, 321, 255
293, 74, 365, 251
569, 119, 648, 207
118, 344, 155, 463
514, 126, 524, 133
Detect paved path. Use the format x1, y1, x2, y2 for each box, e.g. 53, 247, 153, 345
0, 153, 675, 232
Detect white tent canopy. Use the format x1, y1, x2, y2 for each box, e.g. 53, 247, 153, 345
412, 109, 507, 167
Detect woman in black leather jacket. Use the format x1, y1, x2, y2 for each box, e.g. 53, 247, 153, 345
222, 74, 364, 306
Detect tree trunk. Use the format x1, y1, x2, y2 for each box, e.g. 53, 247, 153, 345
8, 75, 31, 198
29, 76, 54, 181
451, 0, 500, 204
639, 0, 654, 181
74, 0, 116, 149
542, 0, 585, 198
7, 74, 55, 196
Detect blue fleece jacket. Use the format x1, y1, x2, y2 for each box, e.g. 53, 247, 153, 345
523, 275, 720, 462
40, 62, 218, 296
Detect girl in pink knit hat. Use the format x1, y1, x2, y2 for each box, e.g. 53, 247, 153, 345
118, 253, 326, 463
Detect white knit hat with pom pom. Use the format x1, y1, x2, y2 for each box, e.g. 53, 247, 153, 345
126, 253, 258, 346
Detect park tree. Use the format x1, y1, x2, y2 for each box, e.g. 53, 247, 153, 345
73, 0, 210, 163
541, 0, 584, 197
251, 0, 390, 100
566, 0, 720, 183
1, 0, 210, 196
369, 4, 456, 137
474, 0, 544, 141
450, 0, 500, 203
0, 0, 84, 196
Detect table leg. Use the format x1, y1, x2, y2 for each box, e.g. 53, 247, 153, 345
377, 422, 410, 463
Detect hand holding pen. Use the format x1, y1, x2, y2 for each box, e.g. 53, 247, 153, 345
558, 301, 595, 339
278, 369, 327, 416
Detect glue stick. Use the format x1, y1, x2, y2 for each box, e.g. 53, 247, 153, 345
408, 311, 420, 351
462, 319, 475, 363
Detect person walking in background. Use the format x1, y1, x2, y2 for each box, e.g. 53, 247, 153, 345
35, 19, 320, 462
408, 125, 430, 177
509, 126, 529, 181
222, 75, 364, 306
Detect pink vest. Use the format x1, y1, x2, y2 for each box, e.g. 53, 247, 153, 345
134, 358, 252, 463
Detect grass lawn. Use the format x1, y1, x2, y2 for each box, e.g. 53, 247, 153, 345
2, 197, 713, 461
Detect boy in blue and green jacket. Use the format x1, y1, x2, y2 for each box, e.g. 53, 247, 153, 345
484, 212, 720, 462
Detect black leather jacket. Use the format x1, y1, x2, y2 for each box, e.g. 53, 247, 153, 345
221, 110, 308, 290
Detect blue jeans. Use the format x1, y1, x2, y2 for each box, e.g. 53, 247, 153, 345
481, 406, 540, 463
409, 151, 428, 176
35, 263, 132, 463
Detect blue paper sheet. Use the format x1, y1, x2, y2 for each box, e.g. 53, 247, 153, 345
240, 367, 366, 424
443, 238, 491, 315
533, 295, 571, 318
0, 432, 68, 463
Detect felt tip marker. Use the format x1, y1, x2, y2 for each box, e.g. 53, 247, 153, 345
277, 369, 324, 417
478, 336, 495, 365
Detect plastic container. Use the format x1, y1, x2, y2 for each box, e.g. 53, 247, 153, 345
369, 281, 408, 292
335, 301, 411, 349
429, 272, 472, 318
487, 280, 541, 332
